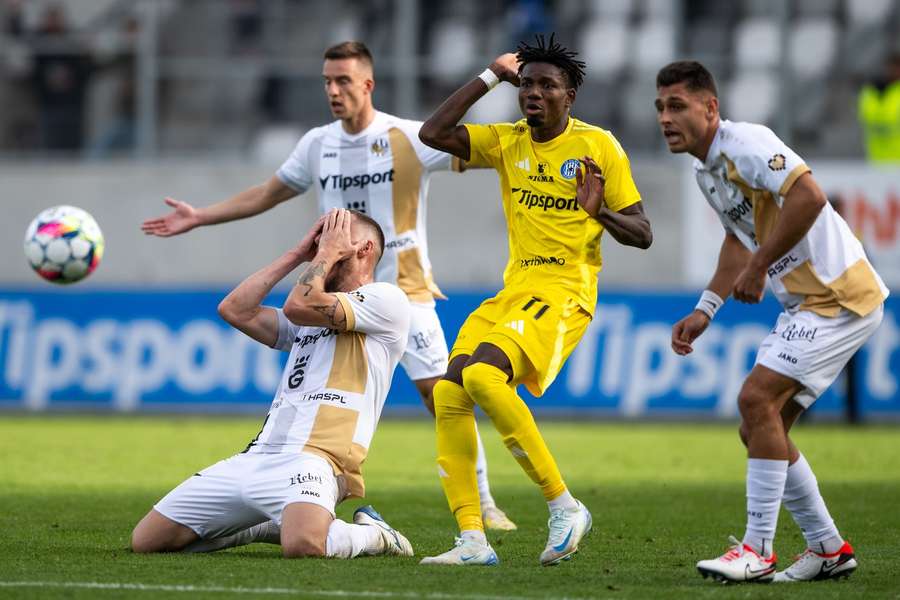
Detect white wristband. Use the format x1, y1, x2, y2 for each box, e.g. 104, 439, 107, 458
694, 290, 724, 320
477, 68, 500, 90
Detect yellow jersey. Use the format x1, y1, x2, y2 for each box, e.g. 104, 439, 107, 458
464, 117, 641, 315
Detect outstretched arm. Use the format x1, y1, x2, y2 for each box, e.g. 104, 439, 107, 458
419, 53, 519, 159
142, 175, 298, 237
732, 173, 826, 303
218, 216, 324, 346
576, 157, 652, 249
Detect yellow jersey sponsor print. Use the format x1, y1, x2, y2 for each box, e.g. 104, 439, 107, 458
464, 117, 641, 316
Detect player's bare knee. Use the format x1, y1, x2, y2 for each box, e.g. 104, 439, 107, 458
442, 355, 468, 386
737, 386, 778, 424
282, 534, 326, 558
738, 423, 750, 447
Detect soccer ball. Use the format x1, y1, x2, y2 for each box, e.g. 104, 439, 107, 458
24, 205, 104, 284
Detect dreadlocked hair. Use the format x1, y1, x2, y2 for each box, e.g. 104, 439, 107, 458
516, 33, 586, 90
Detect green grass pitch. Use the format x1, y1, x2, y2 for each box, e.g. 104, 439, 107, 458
0, 416, 898, 599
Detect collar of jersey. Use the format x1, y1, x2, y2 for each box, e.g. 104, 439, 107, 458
697, 118, 727, 171
528, 116, 575, 149
336, 110, 387, 141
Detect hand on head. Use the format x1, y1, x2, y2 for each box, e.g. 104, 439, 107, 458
317, 208, 360, 260
489, 53, 521, 86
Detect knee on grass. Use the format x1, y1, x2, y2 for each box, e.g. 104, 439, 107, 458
282, 532, 326, 558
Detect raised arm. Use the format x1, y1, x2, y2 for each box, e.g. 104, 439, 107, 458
732, 172, 826, 303
419, 53, 519, 160
576, 157, 653, 249
218, 215, 324, 346
282, 209, 360, 331
141, 175, 299, 237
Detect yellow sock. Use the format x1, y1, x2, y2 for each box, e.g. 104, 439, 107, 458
462, 361, 567, 501
433, 379, 483, 532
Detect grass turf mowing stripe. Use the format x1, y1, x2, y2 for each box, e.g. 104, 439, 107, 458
0, 581, 581, 600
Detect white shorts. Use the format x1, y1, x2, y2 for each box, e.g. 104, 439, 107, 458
756, 305, 884, 408
399, 302, 449, 381
154, 452, 339, 539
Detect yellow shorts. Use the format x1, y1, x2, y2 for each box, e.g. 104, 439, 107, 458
450, 287, 592, 397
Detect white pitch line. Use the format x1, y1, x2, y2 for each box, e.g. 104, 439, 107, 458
0, 581, 591, 600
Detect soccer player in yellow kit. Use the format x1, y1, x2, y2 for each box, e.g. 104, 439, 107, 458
417, 35, 652, 566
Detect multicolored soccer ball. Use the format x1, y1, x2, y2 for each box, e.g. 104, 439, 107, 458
24, 206, 104, 284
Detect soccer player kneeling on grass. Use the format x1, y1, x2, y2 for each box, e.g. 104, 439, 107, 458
131, 209, 414, 559
656, 61, 888, 583
417, 35, 652, 566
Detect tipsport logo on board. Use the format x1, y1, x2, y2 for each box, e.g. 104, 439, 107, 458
0, 292, 287, 411
0, 290, 898, 417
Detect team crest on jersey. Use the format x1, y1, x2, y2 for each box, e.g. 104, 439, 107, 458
768, 153, 786, 171
370, 138, 389, 156
560, 158, 580, 179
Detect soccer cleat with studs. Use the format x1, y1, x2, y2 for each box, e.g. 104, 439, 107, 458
774, 541, 857, 582
696, 536, 777, 583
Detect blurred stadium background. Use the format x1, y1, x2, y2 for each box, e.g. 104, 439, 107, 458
0, 0, 898, 421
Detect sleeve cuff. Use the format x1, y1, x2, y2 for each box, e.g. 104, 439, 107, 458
334, 293, 356, 331
275, 169, 309, 193
779, 164, 811, 196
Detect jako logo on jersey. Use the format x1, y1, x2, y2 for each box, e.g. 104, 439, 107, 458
371, 138, 389, 155
777, 352, 798, 364
512, 188, 578, 212
768, 254, 798, 277
318, 170, 394, 191
560, 159, 580, 179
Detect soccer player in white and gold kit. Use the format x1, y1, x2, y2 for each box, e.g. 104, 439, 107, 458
132, 209, 415, 559
418, 35, 652, 566
656, 61, 887, 583
141, 42, 514, 531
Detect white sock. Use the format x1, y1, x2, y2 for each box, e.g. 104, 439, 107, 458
325, 519, 382, 559
743, 458, 789, 557
783, 453, 843, 554
182, 520, 281, 553
474, 422, 495, 508
547, 489, 578, 512
460, 529, 487, 545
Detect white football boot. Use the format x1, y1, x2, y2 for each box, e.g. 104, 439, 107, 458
352, 505, 414, 557
539, 500, 592, 566
419, 535, 499, 566
774, 541, 857, 582
482, 504, 517, 531
696, 536, 777, 583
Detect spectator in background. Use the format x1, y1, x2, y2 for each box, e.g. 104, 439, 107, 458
31, 3, 91, 151
87, 17, 139, 158
858, 51, 900, 163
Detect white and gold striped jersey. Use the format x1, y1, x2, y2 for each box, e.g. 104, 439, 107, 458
244, 282, 410, 499
694, 119, 888, 317
277, 111, 462, 305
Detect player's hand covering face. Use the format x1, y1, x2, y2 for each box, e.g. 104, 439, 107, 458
574, 156, 606, 218
296, 215, 327, 260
